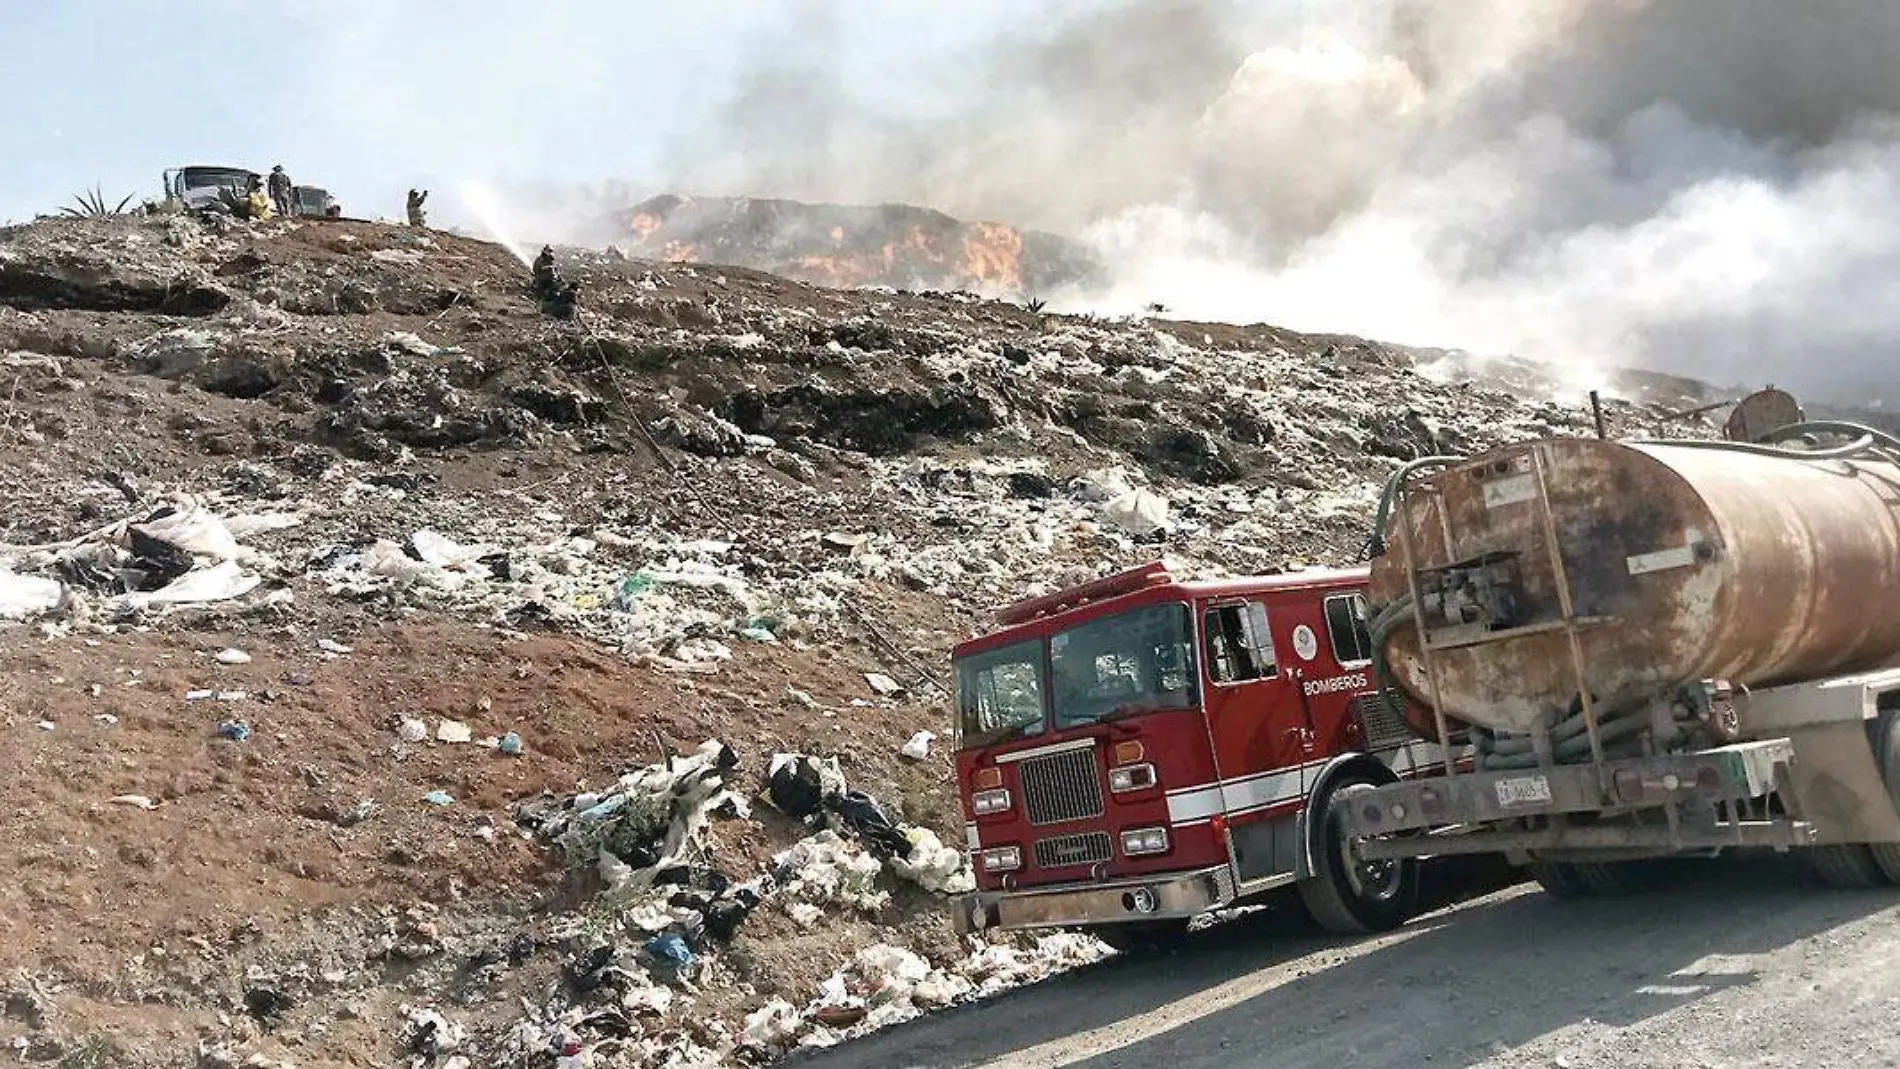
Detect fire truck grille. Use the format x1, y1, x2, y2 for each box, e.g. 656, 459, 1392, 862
1033, 831, 1112, 870
1019, 747, 1104, 826
1352, 690, 1414, 751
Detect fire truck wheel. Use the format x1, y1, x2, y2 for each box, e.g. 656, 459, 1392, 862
1092, 920, 1191, 955
1298, 778, 1421, 935
1867, 708, 1900, 886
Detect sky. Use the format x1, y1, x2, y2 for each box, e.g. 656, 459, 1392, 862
0, 0, 1068, 225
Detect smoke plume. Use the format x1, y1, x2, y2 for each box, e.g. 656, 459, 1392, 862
655, 0, 1900, 405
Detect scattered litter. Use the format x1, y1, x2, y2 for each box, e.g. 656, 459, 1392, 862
864, 672, 905, 697
94, 714, 118, 726
111, 794, 157, 810
397, 717, 428, 743
318, 638, 354, 654
436, 718, 473, 744
422, 791, 454, 807
214, 647, 252, 665
215, 719, 251, 742
35, 720, 54, 732
899, 730, 935, 761
185, 689, 246, 702
498, 731, 524, 756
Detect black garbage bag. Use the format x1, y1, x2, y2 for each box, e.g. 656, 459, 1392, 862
767, 755, 837, 819
835, 789, 910, 860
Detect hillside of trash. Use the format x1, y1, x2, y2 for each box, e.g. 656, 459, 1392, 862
0, 211, 1726, 1067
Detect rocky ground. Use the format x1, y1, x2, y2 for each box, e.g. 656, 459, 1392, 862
0, 210, 1759, 1068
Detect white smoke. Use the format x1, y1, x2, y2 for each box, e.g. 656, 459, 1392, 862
663, 0, 1900, 404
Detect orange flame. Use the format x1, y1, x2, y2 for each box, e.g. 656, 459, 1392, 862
630, 212, 662, 237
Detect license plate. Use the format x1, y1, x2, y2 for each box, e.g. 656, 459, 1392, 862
1494, 774, 1553, 808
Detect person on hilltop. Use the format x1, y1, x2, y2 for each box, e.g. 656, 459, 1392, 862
267, 165, 293, 217
406, 188, 428, 227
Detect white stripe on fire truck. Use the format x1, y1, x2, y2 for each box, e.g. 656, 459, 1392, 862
1163, 743, 1472, 826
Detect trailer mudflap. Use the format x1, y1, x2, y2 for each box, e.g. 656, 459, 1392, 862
1341, 739, 1795, 838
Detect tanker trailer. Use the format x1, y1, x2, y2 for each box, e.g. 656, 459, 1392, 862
1336, 422, 1900, 895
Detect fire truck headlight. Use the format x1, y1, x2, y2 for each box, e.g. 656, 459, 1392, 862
980, 846, 1022, 872
972, 788, 1012, 816
1108, 763, 1157, 793
1120, 826, 1170, 856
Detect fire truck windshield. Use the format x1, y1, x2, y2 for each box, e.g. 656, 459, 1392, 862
955, 639, 1046, 747
1050, 602, 1195, 729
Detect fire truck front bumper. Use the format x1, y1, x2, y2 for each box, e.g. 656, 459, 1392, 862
951, 866, 1235, 935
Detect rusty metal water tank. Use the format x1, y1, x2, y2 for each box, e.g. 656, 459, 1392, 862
1368, 435, 1900, 735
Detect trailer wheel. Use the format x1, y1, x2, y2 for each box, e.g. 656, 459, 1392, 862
1092, 920, 1191, 955
1532, 861, 1596, 900
1807, 843, 1887, 889
1868, 708, 1900, 886
1298, 778, 1420, 934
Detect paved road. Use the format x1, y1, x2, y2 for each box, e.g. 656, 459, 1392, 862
793, 858, 1900, 1068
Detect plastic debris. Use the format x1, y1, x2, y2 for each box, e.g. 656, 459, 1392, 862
890, 827, 975, 894
864, 672, 905, 697
436, 719, 473, 744
742, 999, 805, 1049
215, 719, 251, 742
773, 831, 888, 913
0, 569, 61, 620
644, 932, 693, 976
899, 730, 935, 761
422, 790, 454, 807
318, 638, 353, 654
186, 689, 247, 702
498, 731, 524, 756
1102, 487, 1170, 536
214, 647, 252, 665
111, 794, 157, 809
517, 740, 742, 894
406, 1007, 465, 1057
35, 720, 54, 732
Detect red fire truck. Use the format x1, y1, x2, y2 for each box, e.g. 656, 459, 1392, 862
949, 560, 1462, 948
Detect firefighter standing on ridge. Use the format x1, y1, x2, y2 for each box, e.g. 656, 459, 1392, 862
267, 165, 293, 217
246, 176, 272, 221
406, 189, 428, 227
531, 245, 581, 319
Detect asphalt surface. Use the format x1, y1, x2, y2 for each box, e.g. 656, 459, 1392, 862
794, 857, 1900, 1068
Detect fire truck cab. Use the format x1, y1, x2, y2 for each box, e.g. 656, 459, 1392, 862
950, 560, 1453, 947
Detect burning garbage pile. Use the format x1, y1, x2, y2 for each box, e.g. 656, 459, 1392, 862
603, 194, 1100, 299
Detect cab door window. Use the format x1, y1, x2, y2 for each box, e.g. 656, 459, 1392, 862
1325, 593, 1375, 665
1204, 601, 1277, 684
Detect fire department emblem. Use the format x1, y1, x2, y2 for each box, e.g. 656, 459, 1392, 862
1292, 624, 1318, 661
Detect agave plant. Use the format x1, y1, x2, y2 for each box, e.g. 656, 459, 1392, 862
59, 186, 136, 218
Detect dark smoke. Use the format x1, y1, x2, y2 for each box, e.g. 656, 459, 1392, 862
650, 0, 1900, 405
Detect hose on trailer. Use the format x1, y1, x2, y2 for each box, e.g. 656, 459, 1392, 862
1361, 455, 1463, 560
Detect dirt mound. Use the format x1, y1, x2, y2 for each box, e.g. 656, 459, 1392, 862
0, 210, 1737, 1067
